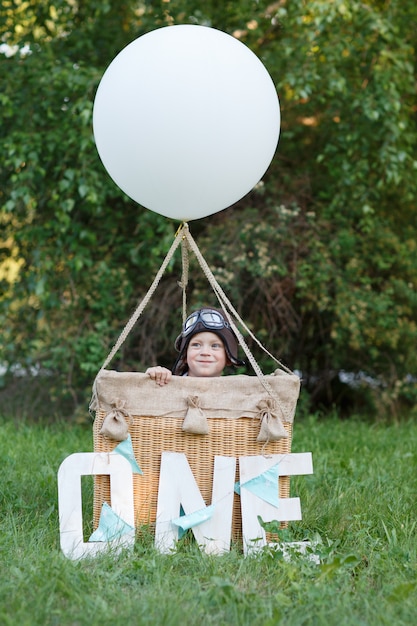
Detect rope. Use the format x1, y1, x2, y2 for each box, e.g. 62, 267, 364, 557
179, 234, 190, 324
182, 226, 293, 420
97, 225, 184, 374
182, 226, 292, 374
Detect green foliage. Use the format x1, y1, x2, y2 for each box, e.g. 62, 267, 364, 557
1, 415, 416, 624
1, 0, 416, 416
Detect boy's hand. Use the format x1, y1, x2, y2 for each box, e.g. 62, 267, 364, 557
146, 366, 172, 386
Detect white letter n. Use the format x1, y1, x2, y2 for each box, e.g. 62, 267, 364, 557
155, 452, 236, 555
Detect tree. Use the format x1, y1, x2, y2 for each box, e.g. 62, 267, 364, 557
1, 0, 416, 417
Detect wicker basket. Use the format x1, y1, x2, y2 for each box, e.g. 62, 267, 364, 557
92, 369, 299, 541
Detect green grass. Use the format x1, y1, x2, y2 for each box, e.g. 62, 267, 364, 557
0, 414, 416, 625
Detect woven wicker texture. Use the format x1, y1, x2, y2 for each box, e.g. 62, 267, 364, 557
93, 411, 293, 540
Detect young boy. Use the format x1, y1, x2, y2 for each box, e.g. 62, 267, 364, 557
146, 308, 244, 386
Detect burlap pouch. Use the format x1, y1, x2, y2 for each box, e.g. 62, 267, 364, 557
99, 399, 132, 441
182, 395, 209, 435
256, 397, 288, 442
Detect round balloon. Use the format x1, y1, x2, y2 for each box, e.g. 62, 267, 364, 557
93, 25, 280, 221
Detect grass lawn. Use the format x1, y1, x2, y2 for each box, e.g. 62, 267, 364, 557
0, 413, 416, 625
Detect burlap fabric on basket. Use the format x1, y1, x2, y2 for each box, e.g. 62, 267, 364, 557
92, 368, 300, 541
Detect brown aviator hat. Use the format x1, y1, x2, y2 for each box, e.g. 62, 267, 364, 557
172, 308, 245, 376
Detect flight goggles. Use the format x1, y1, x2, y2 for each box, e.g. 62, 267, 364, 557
182, 308, 231, 337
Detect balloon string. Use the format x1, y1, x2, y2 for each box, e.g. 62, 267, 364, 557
182, 227, 294, 421
180, 232, 190, 324
182, 227, 293, 374
97, 224, 185, 373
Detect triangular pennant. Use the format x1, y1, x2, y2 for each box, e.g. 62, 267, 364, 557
171, 504, 215, 532
88, 502, 135, 542
113, 434, 143, 474
240, 464, 280, 507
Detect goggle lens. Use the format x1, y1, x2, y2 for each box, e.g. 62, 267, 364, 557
183, 309, 230, 336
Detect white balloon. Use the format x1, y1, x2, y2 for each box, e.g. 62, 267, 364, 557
93, 25, 280, 221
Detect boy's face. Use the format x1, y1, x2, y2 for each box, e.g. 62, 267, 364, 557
186, 331, 228, 377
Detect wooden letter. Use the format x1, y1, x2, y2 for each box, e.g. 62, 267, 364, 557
155, 452, 236, 554
58, 452, 135, 560
240, 453, 313, 555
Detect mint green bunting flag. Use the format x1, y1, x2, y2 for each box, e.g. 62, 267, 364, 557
171, 504, 215, 532
88, 502, 135, 542
240, 464, 280, 508
114, 435, 143, 474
